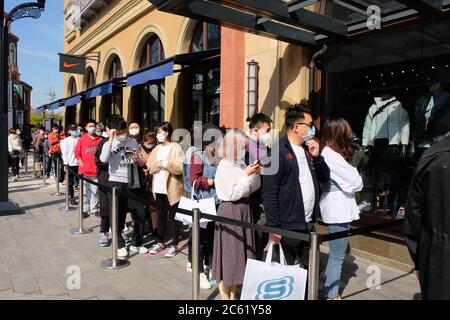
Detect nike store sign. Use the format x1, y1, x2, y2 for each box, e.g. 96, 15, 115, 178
59, 53, 86, 74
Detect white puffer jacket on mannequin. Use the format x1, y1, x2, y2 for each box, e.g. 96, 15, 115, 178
362, 97, 410, 147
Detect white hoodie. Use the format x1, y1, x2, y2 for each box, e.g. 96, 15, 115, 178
8, 134, 22, 154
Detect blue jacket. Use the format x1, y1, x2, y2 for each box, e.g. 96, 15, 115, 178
262, 136, 330, 231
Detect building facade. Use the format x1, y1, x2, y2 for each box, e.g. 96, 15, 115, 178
7, 31, 32, 131
63, 0, 312, 132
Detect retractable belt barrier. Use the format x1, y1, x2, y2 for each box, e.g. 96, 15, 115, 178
80, 176, 405, 300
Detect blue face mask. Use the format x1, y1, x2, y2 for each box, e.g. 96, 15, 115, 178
71, 130, 80, 137
304, 126, 316, 142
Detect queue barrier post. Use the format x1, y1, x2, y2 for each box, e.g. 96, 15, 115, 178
100, 186, 129, 270
41, 156, 48, 186
61, 165, 77, 214
70, 175, 92, 234
192, 208, 201, 300
52, 157, 64, 196
307, 232, 320, 300
32, 149, 36, 177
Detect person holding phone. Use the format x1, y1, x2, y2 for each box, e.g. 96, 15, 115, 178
262, 104, 330, 272
100, 116, 148, 258
212, 129, 261, 300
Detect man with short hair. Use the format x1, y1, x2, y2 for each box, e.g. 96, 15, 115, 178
245, 113, 273, 260
262, 104, 330, 268
48, 123, 65, 182
74, 119, 102, 216
61, 125, 80, 206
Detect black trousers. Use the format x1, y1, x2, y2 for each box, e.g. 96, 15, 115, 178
188, 222, 215, 272
109, 182, 148, 248
98, 171, 110, 234
67, 166, 78, 199
51, 153, 65, 182
10, 156, 20, 176
155, 193, 181, 246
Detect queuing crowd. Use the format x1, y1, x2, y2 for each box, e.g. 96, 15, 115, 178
8, 102, 449, 300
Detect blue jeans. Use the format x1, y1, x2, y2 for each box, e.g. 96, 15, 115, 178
323, 223, 350, 299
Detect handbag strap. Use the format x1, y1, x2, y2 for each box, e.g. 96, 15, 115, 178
265, 243, 287, 266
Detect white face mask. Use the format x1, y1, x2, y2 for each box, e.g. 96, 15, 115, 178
116, 134, 127, 142
129, 128, 140, 137
157, 133, 167, 143
102, 132, 109, 138
259, 132, 271, 146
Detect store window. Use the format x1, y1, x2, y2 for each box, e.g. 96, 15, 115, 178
66, 77, 77, 126
188, 23, 221, 127
105, 55, 123, 118
191, 22, 221, 52
322, 20, 450, 219
132, 34, 166, 131
84, 68, 96, 121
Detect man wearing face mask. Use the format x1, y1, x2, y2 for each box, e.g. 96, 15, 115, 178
245, 113, 273, 260
100, 116, 148, 258
48, 124, 65, 183
262, 104, 330, 272
74, 119, 102, 216
61, 125, 80, 206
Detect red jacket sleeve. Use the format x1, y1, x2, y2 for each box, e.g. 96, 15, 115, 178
74, 137, 82, 161
48, 133, 59, 146
189, 153, 211, 190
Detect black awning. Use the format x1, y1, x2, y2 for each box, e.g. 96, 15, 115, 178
148, 0, 449, 46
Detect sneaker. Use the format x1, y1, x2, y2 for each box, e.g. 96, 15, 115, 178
74, 186, 79, 191
130, 246, 149, 254
99, 233, 110, 247
122, 233, 131, 245
200, 273, 212, 290
117, 247, 128, 259
148, 243, 165, 255
164, 246, 177, 258
186, 262, 192, 272
69, 198, 78, 206
11, 176, 18, 182
83, 212, 90, 219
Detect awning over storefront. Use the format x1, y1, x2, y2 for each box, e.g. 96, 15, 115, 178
126, 48, 220, 87
64, 93, 83, 107
85, 81, 113, 100
48, 100, 65, 111
36, 105, 47, 114
147, 0, 450, 46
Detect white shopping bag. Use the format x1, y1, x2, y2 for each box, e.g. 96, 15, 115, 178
241, 243, 307, 300
175, 181, 217, 229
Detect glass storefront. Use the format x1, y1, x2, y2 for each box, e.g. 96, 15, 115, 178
322, 18, 450, 218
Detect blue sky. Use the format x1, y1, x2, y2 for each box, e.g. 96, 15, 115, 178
6, 1, 64, 109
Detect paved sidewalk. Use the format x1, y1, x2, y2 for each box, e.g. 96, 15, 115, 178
1, 163, 421, 300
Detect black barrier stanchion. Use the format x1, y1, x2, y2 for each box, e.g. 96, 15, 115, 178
24, 150, 28, 174
307, 232, 320, 300
52, 157, 64, 196
70, 175, 92, 234
100, 186, 129, 270
32, 150, 36, 177
192, 208, 200, 300
60, 165, 77, 213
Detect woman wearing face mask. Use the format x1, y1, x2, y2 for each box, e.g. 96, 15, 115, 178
147, 122, 186, 258
212, 129, 261, 300
319, 117, 363, 300
8, 128, 23, 182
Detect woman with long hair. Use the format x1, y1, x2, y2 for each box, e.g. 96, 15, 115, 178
319, 117, 364, 300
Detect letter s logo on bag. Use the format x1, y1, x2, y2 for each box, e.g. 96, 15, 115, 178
255, 276, 294, 300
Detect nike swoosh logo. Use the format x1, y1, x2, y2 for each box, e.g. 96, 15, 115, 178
63, 61, 81, 68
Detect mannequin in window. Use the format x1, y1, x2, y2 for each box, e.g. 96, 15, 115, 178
362, 95, 410, 214
412, 83, 450, 162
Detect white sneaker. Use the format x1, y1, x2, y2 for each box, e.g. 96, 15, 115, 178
130, 246, 149, 254
164, 246, 177, 258
148, 243, 165, 254
200, 273, 212, 290
117, 247, 128, 259
186, 262, 192, 272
